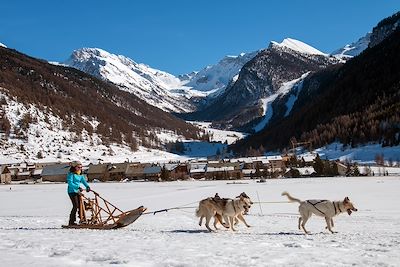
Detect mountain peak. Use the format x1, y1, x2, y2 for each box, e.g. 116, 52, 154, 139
64, 47, 195, 113
0, 42, 7, 48
270, 38, 326, 56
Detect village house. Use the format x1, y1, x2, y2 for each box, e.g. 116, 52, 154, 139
108, 163, 129, 181
0, 165, 11, 184
163, 163, 189, 180
125, 162, 147, 180
41, 163, 70, 182
189, 162, 207, 179
87, 163, 111, 182
336, 162, 348, 176
206, 162, 242, 180
143, 165, 161, 181
31, 168, 42, 181
266, 155, 285, 172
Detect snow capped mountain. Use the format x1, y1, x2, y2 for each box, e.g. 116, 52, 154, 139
0, 42, 6, 48
270, 38, 327, 56
332, 33, 371, 59
64, 48, 195, 113
181, 37, 337, 130
183, 51, 258, 94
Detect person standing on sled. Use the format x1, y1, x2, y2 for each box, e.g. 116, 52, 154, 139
67, 161, 90, 226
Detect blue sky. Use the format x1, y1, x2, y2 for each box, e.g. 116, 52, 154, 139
0, 0, 398, 75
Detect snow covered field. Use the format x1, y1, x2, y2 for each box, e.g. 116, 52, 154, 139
1, 177, 400, 267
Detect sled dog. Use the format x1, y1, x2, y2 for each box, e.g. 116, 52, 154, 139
282, 191, 358, 234
196, 192, 253, 231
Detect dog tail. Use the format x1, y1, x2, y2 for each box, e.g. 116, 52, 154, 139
281, 191, 301, 203
195, 207, 201, 217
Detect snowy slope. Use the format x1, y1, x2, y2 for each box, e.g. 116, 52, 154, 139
0, 90, 248, 164
183, 51, 258, 94
253, 72, 310, 132
0, 92, 192, 165
0, 42, 6, 48
1, 177, 399, 266
313, 143, 400, 165
64, 48, 195, 113
331, 33, 371, 59
271, 38, 327, 55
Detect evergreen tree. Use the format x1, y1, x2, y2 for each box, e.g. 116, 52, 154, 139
313, 154, 324, 176
160, 165, 170, 181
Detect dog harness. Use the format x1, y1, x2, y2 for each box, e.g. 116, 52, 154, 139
306, 200, 328, 216
231, 200, 237, 214
307, 200, 343, 216
333, 201, 343, 215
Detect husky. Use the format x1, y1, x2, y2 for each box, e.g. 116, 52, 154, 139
282, 191, 358, 234
196, 192, 253, 231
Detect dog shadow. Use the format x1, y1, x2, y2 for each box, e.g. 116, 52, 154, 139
252, 231, 330, 236
1, 227, 61, 231
162, 229, 211, 234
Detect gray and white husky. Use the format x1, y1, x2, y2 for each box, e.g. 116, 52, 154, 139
282, 191, 358, 234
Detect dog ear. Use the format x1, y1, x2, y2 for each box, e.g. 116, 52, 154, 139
344, 197, 349, 203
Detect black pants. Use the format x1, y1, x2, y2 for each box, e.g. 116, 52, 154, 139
68, 193, 81, 224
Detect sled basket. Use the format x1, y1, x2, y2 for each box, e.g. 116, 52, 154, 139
62, 190, 146, 230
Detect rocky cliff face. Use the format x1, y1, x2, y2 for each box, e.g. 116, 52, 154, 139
369, 11, 400, 48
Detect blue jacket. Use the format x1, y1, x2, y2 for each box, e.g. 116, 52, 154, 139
67, 172, 90, 193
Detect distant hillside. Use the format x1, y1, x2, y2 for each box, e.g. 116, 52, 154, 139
0, 47, 201, 156
232, 28, 400, 154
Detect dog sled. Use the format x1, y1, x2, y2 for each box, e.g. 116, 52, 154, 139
62, 190, 146, 230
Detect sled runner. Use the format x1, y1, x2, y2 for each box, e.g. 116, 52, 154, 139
62, 190, 146, 230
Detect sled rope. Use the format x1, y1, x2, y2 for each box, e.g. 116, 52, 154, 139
253, 201, 291, 204
142, 200, 290, 216
143, 201, 199, 215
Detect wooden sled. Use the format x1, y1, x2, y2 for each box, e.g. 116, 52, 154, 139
62, 190, 146, 230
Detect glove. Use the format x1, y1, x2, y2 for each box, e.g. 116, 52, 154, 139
86, 187, 91, 192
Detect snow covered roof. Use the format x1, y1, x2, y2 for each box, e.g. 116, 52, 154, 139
144, 166, 161, 174
300, 154, 317, 162
296, 167, 316, 175
266, 155, 283, 161
163, 163, 179, 171
32, 169, 42, 175
207, 166, 234, 172
41, 163, 70, 176
17, 171, 30, 176
190, 168, 206, 174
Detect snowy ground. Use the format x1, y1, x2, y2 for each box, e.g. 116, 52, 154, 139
1, 177, 400, 267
